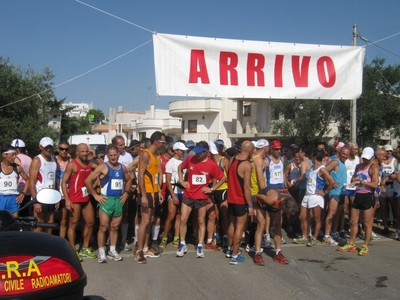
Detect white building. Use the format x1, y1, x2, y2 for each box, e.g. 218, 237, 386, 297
92, 104, 182, 144
61, 102, 93, 118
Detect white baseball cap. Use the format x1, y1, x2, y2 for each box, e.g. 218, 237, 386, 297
361, 147, 374, 160
173, 142, 189, 151
255, 139, 269, 149
39, 137, 54, 147
208, 141, 219, 155
11, 139, 25, 148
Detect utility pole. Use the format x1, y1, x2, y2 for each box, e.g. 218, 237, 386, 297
350, 23, 357, 143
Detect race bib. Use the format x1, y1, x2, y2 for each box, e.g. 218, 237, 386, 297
192, 175, 206, 185
81, 186, 89, 197
0, 179, 17, 192
162, 174, 166, 183
272, 165, 282, 180
111, 179, 123, 190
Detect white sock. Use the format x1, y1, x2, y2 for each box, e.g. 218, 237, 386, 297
110, 246, 116, 252
152, 225, 160, 241
207, 238, 212, 244
275, 249, 281, 255
134, 225, 139, 243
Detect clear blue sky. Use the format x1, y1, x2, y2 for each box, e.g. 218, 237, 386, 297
1, 0, 399, 116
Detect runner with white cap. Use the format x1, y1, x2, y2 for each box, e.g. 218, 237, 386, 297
11, 139, 32, 217
28, 137, 58, 234
1, 144, 30, 216
338, 147, 379, 256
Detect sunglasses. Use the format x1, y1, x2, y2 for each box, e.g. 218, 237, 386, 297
59, 147, 68, 151
273, 148, 282, 151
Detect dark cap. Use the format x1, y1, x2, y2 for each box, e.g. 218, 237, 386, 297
128, 139, 140, 150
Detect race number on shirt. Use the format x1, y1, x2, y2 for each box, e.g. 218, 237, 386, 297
192, 174, 206, 185
111, 179, 123, 190
81, 186, 89, 197
0, 179, 17, 191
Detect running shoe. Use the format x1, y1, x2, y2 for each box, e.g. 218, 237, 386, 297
245, 244, 263, 253
196, 245, 204, 258
229, 254, 245, 265
261, 241, 272, 248
159, 238, 167, 250
263, 234, 271, 244
307, 238, 317, 247
205, 241, 221, 251
107, 250, 122, 261
273, 252, 289, 264
135, 250, 147, 264
322, 236, 338, 246
332, 232, 347, 244
390, 230, 400, 240
371, 231, 381, 240
79, 247, 97, 259
76, 251, 83, 262
337, 243, 357, 252
225, 249, 232, 258
124, 243, 132, 251
98, 249, 107, 263
144, 248, 161, 258
226, 248, 242, 258
293, 236, 308, 244
253, 252, 265, 266
176, 243, 187, 257
358, 244, 369, 256
281, 237, 287, 244
172, 240, 180, 248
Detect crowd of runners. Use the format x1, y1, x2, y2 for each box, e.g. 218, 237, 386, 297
1, 133, 399, 266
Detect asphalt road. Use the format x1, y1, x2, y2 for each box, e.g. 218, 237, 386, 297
81, 233, 400, 300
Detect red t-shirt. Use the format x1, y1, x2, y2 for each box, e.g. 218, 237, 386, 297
68, 159, 92, 203
181, 156, 224, 200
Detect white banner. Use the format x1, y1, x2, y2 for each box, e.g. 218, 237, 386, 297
153, 33, 365, 100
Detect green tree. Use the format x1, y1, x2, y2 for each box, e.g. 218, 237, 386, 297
0, 57, 62, 156
270, 99, 336, 145
87, 109, 105, 124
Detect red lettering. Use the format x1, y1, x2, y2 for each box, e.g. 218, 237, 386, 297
317, 56, 336, 88
274, 55, 284, 87
292, 56, 311, 87
247, 53, 265, 86
219, 52, 238, 86
189, 50, 210, 84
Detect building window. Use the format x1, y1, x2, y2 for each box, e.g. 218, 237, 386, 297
139, 132, 146, 141
181, 120, 185, 133
188, 120, 197, 133
244, 104, 251, 116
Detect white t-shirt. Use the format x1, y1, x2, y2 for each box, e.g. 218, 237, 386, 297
345, 156, 360, 190
104, 151, 133, 167
165, 157, 184, 194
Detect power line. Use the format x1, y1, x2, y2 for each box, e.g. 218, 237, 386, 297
75, 0, 155, 34
358, 31, 400, 58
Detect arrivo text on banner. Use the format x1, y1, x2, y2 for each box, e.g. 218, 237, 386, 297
153, 33, 365, 100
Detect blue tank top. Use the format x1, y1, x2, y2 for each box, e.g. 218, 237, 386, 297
299, 159, 313, 190
329, 158, 347, 195
100, 163, 124, 197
